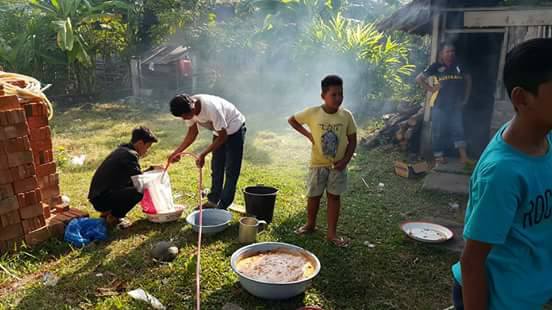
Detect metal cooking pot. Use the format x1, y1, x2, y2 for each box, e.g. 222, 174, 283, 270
230, 242, 321, 299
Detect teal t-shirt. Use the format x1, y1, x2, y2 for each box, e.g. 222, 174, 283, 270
452, 125, 552, 309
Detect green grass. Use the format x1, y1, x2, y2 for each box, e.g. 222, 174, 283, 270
1, 101, 467, 309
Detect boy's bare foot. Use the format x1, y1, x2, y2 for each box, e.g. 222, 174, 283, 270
294, 225, 316, 235
328, 236, 350, 248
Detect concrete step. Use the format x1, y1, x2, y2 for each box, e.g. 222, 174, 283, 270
422, 171, 470, 195
432, 159, 472, 176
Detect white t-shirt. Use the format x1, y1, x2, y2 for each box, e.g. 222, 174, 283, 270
184, 94, 245, 135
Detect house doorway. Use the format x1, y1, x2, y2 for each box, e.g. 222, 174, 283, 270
444, 31, 504, 158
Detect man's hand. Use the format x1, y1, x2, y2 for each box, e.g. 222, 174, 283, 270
307, 132, 314, 145
168, 153, 181, 164
429, 84, 440, 93
333, 159, 348, 171
196, 153, 206, 168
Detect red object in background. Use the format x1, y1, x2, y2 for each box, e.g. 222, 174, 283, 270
140, 188, 157, 214
178, 59, 192, 77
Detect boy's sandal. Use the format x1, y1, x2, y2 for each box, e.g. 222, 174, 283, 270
116, 218, 132, 230
294, 225, 316, 235
328, 237, 350, 248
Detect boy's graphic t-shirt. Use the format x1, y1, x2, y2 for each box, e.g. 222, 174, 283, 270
452, 125, 552, 309
294, 106, 357, 167
423, 62, 467, 107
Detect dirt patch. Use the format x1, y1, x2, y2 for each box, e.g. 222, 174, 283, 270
0, 261, 57, 297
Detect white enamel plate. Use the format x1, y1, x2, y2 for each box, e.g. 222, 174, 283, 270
400, 221, 454, 243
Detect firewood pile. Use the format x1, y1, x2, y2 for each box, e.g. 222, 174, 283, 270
361, 104, 424, 153
0, 73, 88, 253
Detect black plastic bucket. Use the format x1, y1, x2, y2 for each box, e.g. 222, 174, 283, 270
243, 185, 278, 223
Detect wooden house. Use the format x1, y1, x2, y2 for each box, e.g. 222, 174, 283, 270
379, 0, 552, 158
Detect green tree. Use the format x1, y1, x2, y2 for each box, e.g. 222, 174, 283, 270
28, 0, 130, 94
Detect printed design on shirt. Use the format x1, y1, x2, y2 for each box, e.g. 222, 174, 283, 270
437, 75, 464, 82
319, 123, 343, 158
523, 190, 552, 228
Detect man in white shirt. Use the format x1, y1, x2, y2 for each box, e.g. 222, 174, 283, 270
168, 94, 246, 210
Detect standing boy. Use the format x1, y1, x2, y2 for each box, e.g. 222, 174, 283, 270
452, 38, 552, 309
288, 75, 357, 247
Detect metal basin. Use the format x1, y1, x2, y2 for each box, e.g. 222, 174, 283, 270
186, 209, 232, 235
230, 242, 321, 300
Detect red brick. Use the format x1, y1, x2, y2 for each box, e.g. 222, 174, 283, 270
30, 139, 52, 153
40, 185, 60, 202
26, 116, 48, 129
0, 96, 21, 112
3, 136, 31, 153
9, 163, 36, 181
38, 173, 59, 189
17, 190, 41, 209
5, 110, 26, 125
46, 219, 64, 238
49, 212, 71, 224
7, 150, 34, 167
22, 102, 47, 118
0, 223, 23, 241
21, 216, 45, 233
0, 210, 21, 227
43, 204, 51, 218
53, 204, 70, 212
0, 150, 7, 167
13, 176, 38, 194
0, 183, 14, 200
19, 204, 43, 220
0, 196, 19, 216
25, 225, 51, 246
29, 126, 51, 142
35, 162, 56, 177
33, 149, 53, 165
3, 123, 29, 140
0, 168, 12, 185
0, 112, 8, 126
65, 208, 89, 218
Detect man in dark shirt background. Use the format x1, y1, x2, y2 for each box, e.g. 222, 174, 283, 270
88, 126, 158, 228
416, 42, 472, 165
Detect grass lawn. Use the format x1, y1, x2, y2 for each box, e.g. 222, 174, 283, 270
0, 101, 468, 309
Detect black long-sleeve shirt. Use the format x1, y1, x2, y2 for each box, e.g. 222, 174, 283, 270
88, 143, 142, 200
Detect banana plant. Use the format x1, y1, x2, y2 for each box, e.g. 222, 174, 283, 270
30, 0, 130, 67
302, 13, 416, 101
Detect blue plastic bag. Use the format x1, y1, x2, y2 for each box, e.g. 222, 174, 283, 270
64, 218, 108, 247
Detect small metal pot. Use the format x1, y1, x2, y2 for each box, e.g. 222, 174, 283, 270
230, 242, 321, 300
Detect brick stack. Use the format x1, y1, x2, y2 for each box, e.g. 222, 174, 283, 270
0, 94, 45, 251
21, 98, 62, 212
0, 81, 88, 253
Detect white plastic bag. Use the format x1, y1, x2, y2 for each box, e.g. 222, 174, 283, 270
131, 170, 175, 214
128, 289, 166, 310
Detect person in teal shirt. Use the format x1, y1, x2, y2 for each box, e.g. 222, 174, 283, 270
452, 38, 552, 309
